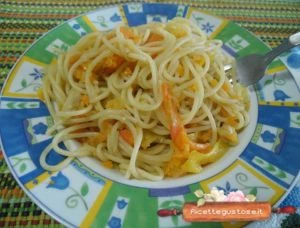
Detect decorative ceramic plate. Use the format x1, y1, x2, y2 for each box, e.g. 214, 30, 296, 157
0, 3, 299, 228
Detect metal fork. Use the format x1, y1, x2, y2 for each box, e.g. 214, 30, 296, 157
225, 32, 300, 86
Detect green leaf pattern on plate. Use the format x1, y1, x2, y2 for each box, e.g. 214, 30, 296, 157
80, 182, 89, 197
192, 15, 204, 26
249, 187, 258, 196
11, 156, 31, 173
5, 101, 39, 109
235, 172, 269, 194
1, 3, 298, 227
253, 157, 288, 180
264, 79, 273, 86
291, 114, 300, 127
262, 74, 287, 89
176, 7, 184, 17
19, 163, 27, 173
66, 184, 89, 211
277, 170, 287, 179
92, 16, 108, 28
251, 124, 263, 144
21, 78, 27, 87
15, 77, 42, 92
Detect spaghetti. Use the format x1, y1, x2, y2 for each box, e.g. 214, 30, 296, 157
39, 18, 250, 180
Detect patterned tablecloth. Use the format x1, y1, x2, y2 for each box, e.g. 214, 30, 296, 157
0, 0, 299, 227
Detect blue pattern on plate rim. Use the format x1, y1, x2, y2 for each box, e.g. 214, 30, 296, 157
273, 89, 291, 101
216, 181, 238, 195
149, 185, 190, 197
32, 122, 48, 134
71, 23, 86, 36
47, 171, 70, 190
46, 171, 89, 211
0, 98, 50, 157
201, 22, 214, 33
123, 3, 188, 26
251, 123, 285, 154
110, 13, 122, 22
117, 199, 128, 209
287, 47, 300, 69
107, 216, 122, 228
0, 3, 299, 228
240, 142, 299, 189
261, 130, 276, 143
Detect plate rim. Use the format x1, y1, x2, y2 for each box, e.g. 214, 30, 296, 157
0, 2, 298, 227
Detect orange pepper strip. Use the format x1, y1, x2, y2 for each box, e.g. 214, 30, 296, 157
146, 33, 163, 43
162, 83, 188, 151
102, 160, 114, 169
120, 27, 140, 43
80, 94, 89, 107
94, 120, 113, 144
119, 128, 134, 146
162, 83, 211, 153
222, 83, 230, 92
226, 116, 238, 127
103, 54, 125, 70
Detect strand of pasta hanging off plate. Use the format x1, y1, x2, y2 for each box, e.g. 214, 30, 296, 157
38, 17, 250, 181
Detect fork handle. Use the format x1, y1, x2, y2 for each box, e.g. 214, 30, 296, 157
263, 32, 300, 65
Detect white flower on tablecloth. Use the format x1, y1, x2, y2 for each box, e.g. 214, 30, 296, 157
194, 187, 256, 206
204, 187, 227, 202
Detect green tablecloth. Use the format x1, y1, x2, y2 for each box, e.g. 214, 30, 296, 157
0, 0, 299, 227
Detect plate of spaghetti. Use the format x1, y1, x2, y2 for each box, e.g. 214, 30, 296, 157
0, 3, 299, 228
